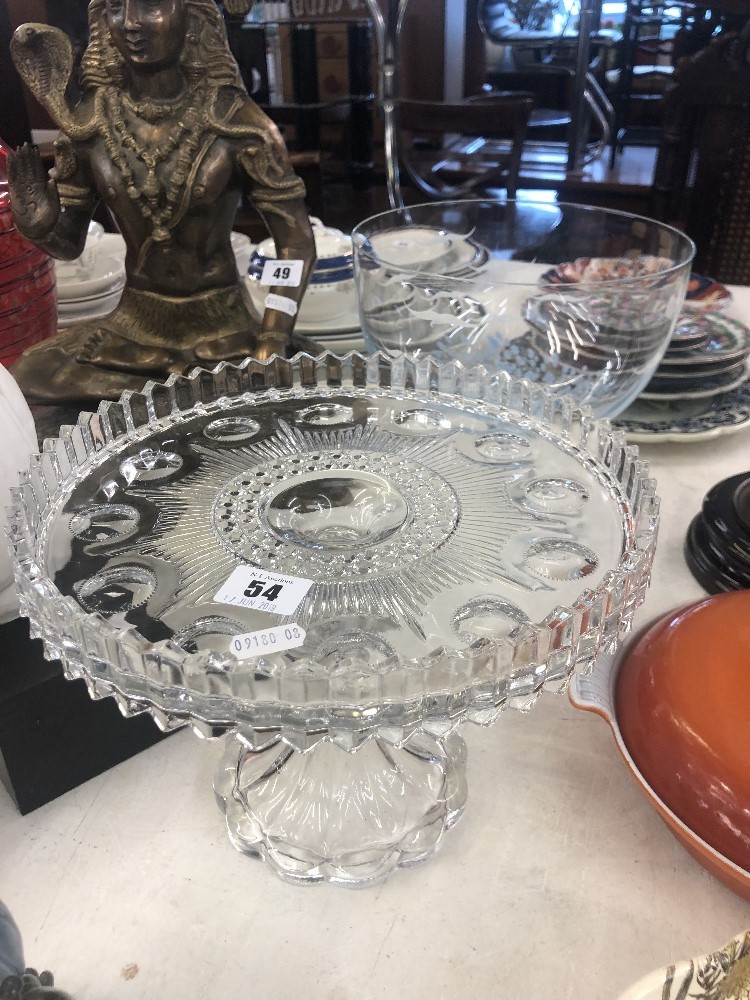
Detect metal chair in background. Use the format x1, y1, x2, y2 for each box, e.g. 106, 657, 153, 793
478, 0, 616, 171
393, 92, 534, 205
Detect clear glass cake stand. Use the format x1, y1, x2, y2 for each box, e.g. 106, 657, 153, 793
10, 353, 658, 886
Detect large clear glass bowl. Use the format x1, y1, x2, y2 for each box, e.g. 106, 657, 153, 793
10, 353, 659, 885
352, 200, 695, 418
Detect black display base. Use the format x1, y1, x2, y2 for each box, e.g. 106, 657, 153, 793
684, 471, 750, 596
0, 615, 173, 815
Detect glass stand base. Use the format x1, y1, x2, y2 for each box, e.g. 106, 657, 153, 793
213, 731, 467, 886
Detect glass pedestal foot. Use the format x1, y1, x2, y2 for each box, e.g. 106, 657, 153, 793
213, 731, 467, 886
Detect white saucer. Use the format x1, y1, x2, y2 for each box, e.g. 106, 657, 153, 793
369, 226, 454, 269
230, 231, 253, 276
437, 236, 489, 274
255, 224, 353, 268
57, 286, 124, 326
315, 334, 365, 353
56, 259, 125, 301
245, 276, 361, 335
57, 280, 125, 309
296, 306, 361, 335
58, 304, 116, 329
58, 282, 124, 309
56, 233, 126, 300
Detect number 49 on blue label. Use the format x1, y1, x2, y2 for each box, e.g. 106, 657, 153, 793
259, 258, 304, 287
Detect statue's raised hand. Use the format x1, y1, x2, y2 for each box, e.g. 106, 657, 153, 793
0, 968, 75, 1000
7, 143, 60, 242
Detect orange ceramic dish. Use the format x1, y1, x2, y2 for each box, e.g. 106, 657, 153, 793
570, 590, 750, 900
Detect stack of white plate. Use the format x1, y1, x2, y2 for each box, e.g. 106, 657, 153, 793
56, 226, 126, 329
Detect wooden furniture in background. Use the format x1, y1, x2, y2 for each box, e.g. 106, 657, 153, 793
652, 22, 750, 284
1, 0, 56, 144
607, 1, 699, 165
395, 92, 533, 201
0, 0, 31, 148
225, 12, 376, 187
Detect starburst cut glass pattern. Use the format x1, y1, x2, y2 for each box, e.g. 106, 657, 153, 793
9, 353, 659, 885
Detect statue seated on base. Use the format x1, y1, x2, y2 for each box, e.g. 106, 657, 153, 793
8, 0, 317, 405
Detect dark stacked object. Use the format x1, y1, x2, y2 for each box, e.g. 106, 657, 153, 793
686, 472, 750, 592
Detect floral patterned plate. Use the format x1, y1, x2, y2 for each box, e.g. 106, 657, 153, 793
539, 255, 674, 285
682, 273, 733, 312
541, 262, 731, 311
617, 929, 750, 1000
614, 378, 750, 442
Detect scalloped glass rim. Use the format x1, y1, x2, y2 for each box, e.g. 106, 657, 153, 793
9, 352, 659, 745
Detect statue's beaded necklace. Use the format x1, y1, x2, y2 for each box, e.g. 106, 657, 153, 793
121, 91, 187, 123
97, 83, 214, 244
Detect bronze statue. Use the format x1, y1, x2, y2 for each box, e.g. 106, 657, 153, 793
7, 0, 317, 404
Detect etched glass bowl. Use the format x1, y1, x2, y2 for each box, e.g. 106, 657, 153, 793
10, 353, 659, 885
352, 200, 695, 418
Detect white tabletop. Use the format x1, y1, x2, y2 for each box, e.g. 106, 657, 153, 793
2, 291, 750, 1000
